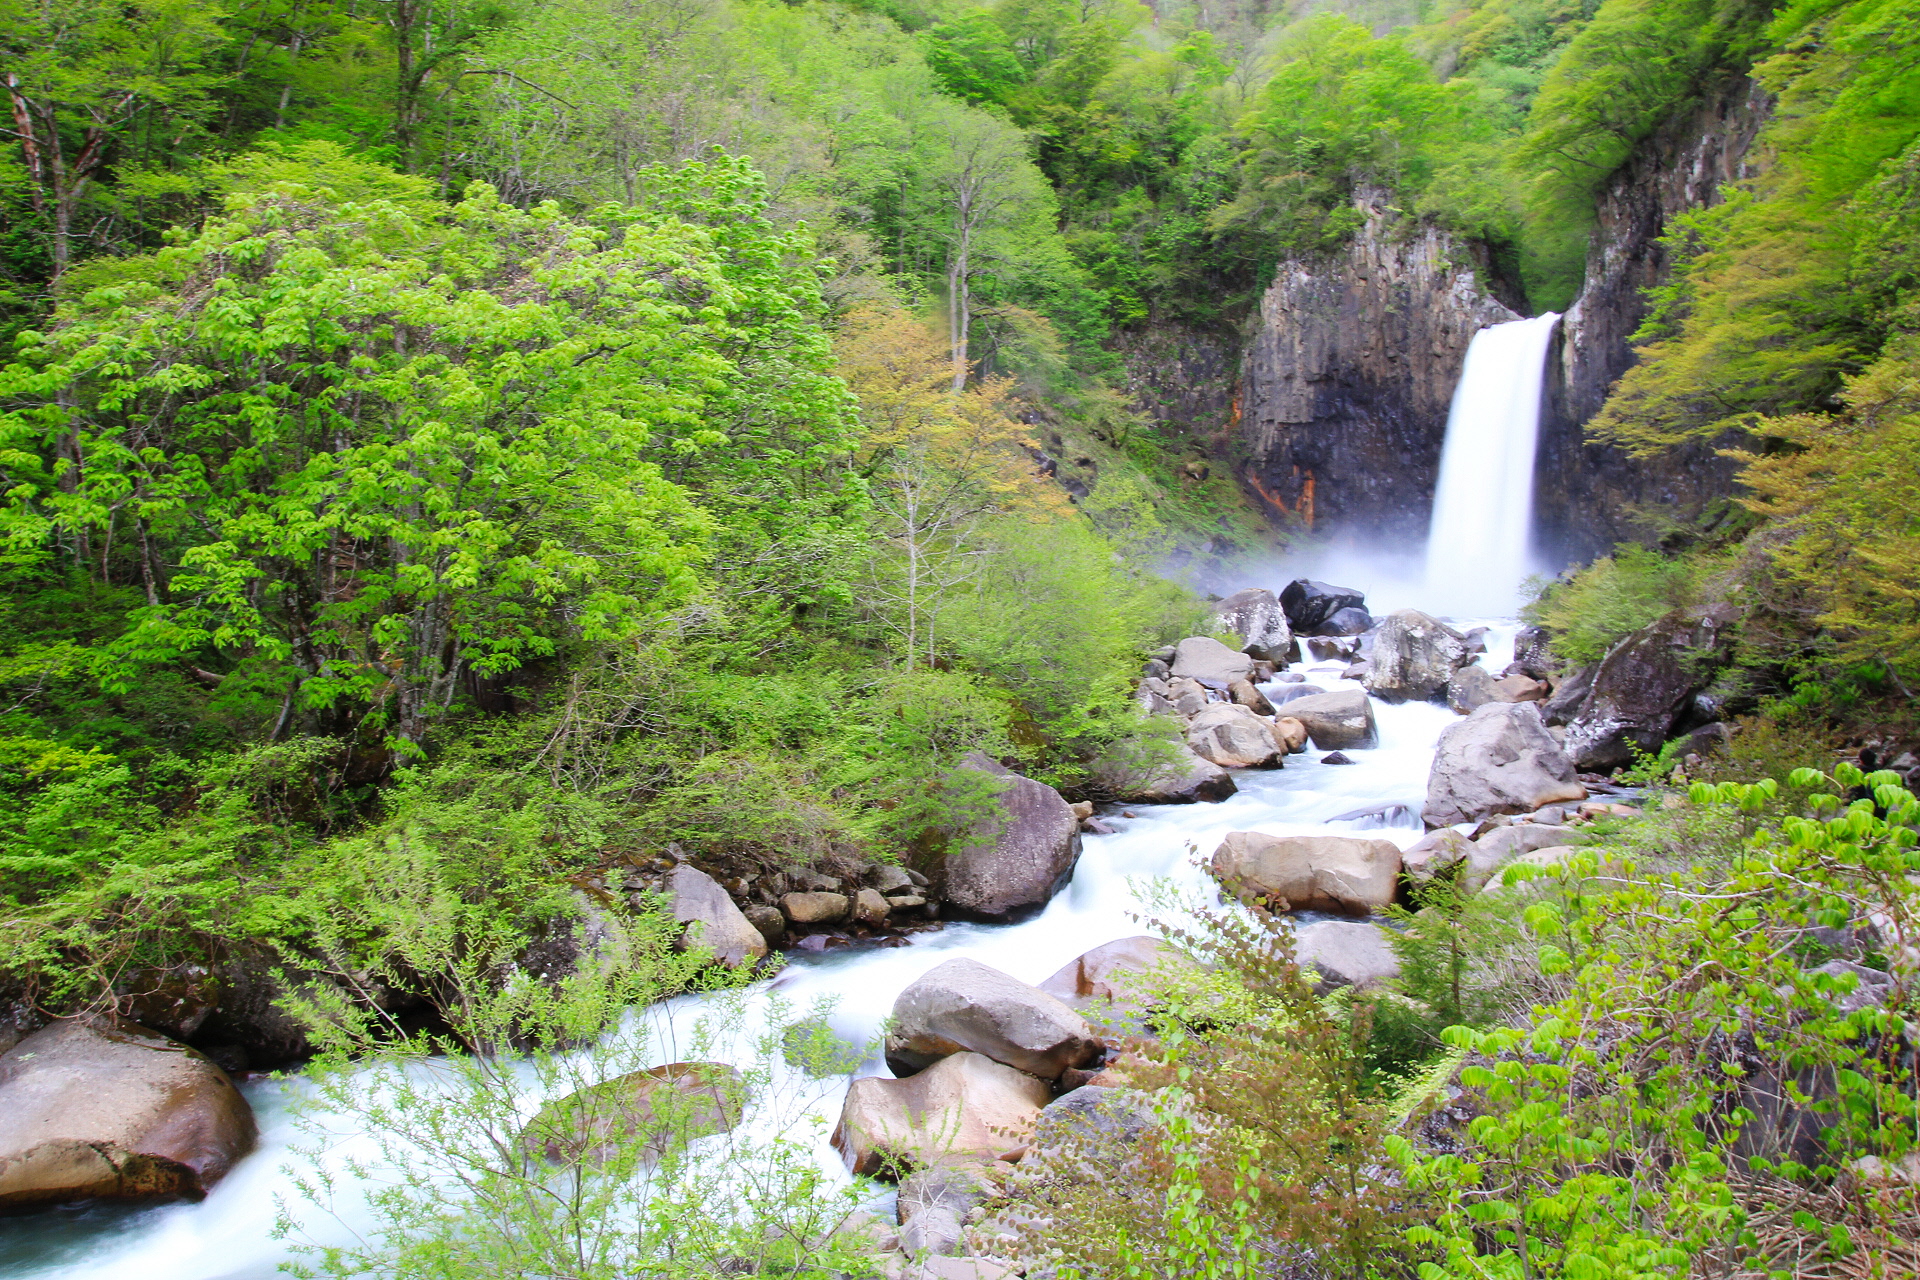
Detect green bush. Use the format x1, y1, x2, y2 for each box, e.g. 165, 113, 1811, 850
1525, 545, 1711, 666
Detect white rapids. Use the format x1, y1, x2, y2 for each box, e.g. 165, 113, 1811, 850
1, 630, 1515, 1280
1424, 313, 1560, 616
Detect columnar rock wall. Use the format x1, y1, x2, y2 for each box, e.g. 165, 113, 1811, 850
1237, 190, 1522, 541
1535, 76, 1774, 564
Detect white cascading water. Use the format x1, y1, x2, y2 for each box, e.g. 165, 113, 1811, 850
4, 631, 1520, 1280
1423, 313, 1560, 616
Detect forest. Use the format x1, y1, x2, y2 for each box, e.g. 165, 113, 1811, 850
0, 0, 1917, 1274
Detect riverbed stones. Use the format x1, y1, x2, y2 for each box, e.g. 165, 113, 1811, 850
0, 1017, 257, 1210
1209, 832, 1400, 915
1493, 673, 1549, 703
784, 891, 851, 925
1425, 703, 1587, 827
1281, 580, 1366, 633
1365, 610, 1471, 703
1293, 921, 1402, 992
668, 864, 768, 968
1279, 687, 1379, 750
1169, 636, 1256, 683
1273, 716, 1309, 753
854, 888, 893, 926
944, 755, 1081, 920
1185, 703, 1286, 769
1318, 605, 1374, 636
833, 1051, 1051, 1179
524, 1061, 745, 1166
1214, 588, 1292, 661
1090, 741, 1237, 804
887, 958, 1103, 1079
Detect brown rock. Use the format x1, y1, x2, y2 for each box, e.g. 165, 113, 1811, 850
831, 1052, 1050, 1179
853, 888, 891, 926
1039, 936, 1200, 1010
0, 1018, 256, 1209
1493, 673, 1549, 702
1228, 679, 1276, 716
1400, 828, 1474, 884
1210, 832, 1400, 915
1185, 704, 1285, 769
1272, 716, 1309, 753
668, 864, 768, 969
783, 891, 850, 925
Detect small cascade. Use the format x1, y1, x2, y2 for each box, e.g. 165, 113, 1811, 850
1423, 312, 1560, 616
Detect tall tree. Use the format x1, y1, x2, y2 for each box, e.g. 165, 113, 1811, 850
0, 0, 228, 276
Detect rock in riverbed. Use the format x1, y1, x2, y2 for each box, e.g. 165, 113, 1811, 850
887, 958, 1103, 1080
945, 754, 1081, 920
1425, 703, 1587, 827
1278, 687, 1378, 750
1210, 832, 1400, 915
833, 1052, 1050, 1179
0, 1017, 256, 1210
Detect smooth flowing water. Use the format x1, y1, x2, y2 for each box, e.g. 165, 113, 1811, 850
1424, 313, 1560, 616
3, 632, 1514, 1280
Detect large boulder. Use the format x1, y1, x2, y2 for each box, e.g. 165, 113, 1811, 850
1184, 703, 1285, 769
1090, 740, 1237, 804
523, 1062, 744, 1166
1280, 580, 1366, 633
946, 754, 1081, 920
668, 865, 768, 969
1281, 687, 1379, 750
1293, 921, 1402, 992
1209, 832, 1400, 915
1541, 663, 1594, 727
1364, 610, 1470, 704
1169, 636, 1255, 683
1214, 589, 1292, 662
1507, 625, 1557, 679
832, 1052, 1050, 1179
0, 1017, 256, 1209
1316, 606, 1374, 637
1425, 703, 1587, 827
887, 958, 1102, 1079
1562, 613, 1727, 772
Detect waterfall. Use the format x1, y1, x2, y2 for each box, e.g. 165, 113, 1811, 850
1423, 312, 1560, 616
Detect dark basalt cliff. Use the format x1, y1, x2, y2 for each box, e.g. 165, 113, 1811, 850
1117, 81, 1773, 562
1236, 190, 1521, 542
1535, 76, 1773, 564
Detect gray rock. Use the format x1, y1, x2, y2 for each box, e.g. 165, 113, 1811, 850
668, 865, 768, 969
0, 1017, 256, 1210
1169, 636, 1256, 683
1039, 936, 1203, 1012
871, 864, 917, 895
887, 958, 1103, 1079
945, 755, 1081, 920
523, 1061, 744, 1166
1447, 665, 1498, 713
898, 1162, 995, 1256
1294, 921, 1401, 992
1185, 703, 1285, 769
1280, 687, 1379, 750
1210, 832, 1400, 915
1034, 1084, 1156, 1150
1090, 739, 1238, 804
1425, 703, 1587, 827
1364, 610, 1470, 704
1509, 625, 1556, 679
1541, 663, 1594, 727
1214, 588, 1293, 662
853, 887, 892, 926
1400, 828, 1474, 884
1316, 606, 1374, 636
1168, 677, 1210, 717
1563, 612, 1730, 771
1466, 823, 1581, 889
1267, 682, 1330, 706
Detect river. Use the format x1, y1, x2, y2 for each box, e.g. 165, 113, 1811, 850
1, 627, 1514, 1280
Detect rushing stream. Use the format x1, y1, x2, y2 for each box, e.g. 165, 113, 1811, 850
2, 628, 1516, 1280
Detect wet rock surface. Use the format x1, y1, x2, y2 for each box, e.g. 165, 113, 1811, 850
0, 1017, 257, 1210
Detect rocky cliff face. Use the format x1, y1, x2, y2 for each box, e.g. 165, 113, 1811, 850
1534, 76, 1773, 564
1236, 190, 1522, 542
